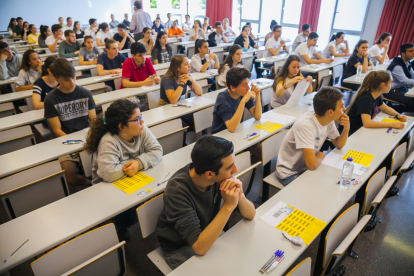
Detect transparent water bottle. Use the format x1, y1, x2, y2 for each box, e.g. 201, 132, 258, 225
356, 64, 362, 78
340, 157, 354, 189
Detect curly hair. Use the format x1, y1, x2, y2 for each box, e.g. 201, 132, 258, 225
19, 49, 38, 72
83, 99, 139, 154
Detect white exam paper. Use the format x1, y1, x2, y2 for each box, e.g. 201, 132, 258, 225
286, 81, 310, 105
260, 201, 294, 227
321, 151, 364, 176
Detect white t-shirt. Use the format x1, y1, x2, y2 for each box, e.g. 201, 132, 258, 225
292, 33, 307, 52
321, 41, 345, 59
62, 24, 73, 32
189, 28, 205, 41
182, 22, 191, 30
45, 35, 64, 52
190, 54, 215, 73
263, 37, 282, 58
368, 44, 389, 66
295, 42, 317, 66
96, 30, 114, 43
218, 63, 244, 87
276, 111, 340, 179
84, 27, 97, 40
223, 26, 234, 36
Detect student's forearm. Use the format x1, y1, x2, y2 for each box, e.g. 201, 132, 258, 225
237, 194, 256, 221
98, 69, 117, 76
33, 101, 44, 109
122, 79, 151, 88
362, 57, 368, 72
48, 44, 57, 53
253, 94, 262, 120
275, 85, 287, 97
311, 152, 325, 169
16, 84, 33, 91
332, 129, 349, 149
79, 59, 97, 65
222, 35, 228, 43
200, 61, 210, 72
167, 87, 185, 103
118, 37, 127, 50
306, 83, 313, 94
190, 82, 203, 96
191, 205, 233, 256
225, 103, 245, 132
379, 52, 387, 64
52, 128, 67, 137
214, 59, 219, 69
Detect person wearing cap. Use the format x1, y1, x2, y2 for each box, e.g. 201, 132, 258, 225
113, 23, 135, 55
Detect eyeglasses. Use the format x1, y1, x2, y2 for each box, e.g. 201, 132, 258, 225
127, 114, 142, 124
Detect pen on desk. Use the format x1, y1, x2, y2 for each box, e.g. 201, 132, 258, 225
4, 239, 29, 263
263, 251, 284, 273
387, 128, 392, 133
157, 172, 170, 186
260, 250, 280, 273
337, 179, 355, 184
173, 104, 191, 108
266, 255, 285, 274
245, 132, 257, 139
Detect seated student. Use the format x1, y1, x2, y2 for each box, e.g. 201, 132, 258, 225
58, 30, 82, 58
341, 39, 374, 91
84, 18, 98, 41
73, 21, 85, 39
109, 14, 120, 29
0, 36, 19, 55
275, 87, 349, 185
264, 20, 278, 44
168, 20, 185, 38
263, 25, 288, 58
386, 43, 414, 111
8, 18, 16, 38
97, 39, 126, 91
189, 20, 206, 41
79, 36, 100, 65
321, 32, 349, 59
32, 56, 58, 110
62, 17, 73, 32
212, 67, 261, 134
368, 32, 391, 66
58, 17, 64, 28
271, 55, 313, 108
21, 21, 29, 42
222, 18, 235, 37
46, 24, 64, 53
246, 22, 259, 41
164, 13, 173, 30
153, 14, 164, 26
139, 27, 154, 55
217, 44, 244, 88
122, 13, 130, 28
38, 25, 51, 48
156, 135, 256, 270
182, 14, 191, 32
121, 42, 160, 88
151, 31, 174, 65
13, 17, 24, 39
346, 71, 406, 136
292, 24, 311, 52
85, 99, 162, 240
158, 54, 202, 106
190, 39, 220, 73
44, 58, 96, 186
0, 42, 23, 80
152, 18, 167, 35
295, 32, 333, 66
234, 25, 259, 50
15, 50, 42, 91
96, 23, 114, 47
207, 21, 228, 47
113, 23, 135, 54
202, 17, 212, 34
27, 24, 40, 44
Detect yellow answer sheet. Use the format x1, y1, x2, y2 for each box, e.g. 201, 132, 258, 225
381, 118, 402, 123
112, 172, 155, 195
342, 149, 374, 166
255, 121, 283, 133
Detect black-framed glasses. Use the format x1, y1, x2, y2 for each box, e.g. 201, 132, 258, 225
128, 114, 142, 124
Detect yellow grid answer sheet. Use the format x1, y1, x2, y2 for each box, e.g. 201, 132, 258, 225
276, 209, 327, 245
112, 172, 155, 195
255, 121, 283, 133
381, 118, 401, 123
342, 149, 374, 166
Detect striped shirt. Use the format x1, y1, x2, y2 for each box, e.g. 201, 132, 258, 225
130, 9, 152, 34
33, 77, 55, 102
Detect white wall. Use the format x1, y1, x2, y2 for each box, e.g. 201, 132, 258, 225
361, 0, 386, 45
1, 0, 133, 31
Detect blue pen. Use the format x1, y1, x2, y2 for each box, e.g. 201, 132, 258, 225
245, 132, 257, 139
264, 251, 284, 273
173, 104, 190, 108
386, 128, 392, 133
157, 172, 170, 186
337, 179, 355, 184
260, 250, 280, 273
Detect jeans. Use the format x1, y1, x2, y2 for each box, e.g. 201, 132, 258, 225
277, 172, 304, 186
163, 246, 196, 270
385, 87, 414, 112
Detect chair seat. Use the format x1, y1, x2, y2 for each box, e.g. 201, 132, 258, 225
147, 247, 173, 275
263, 171, 285, 190
34, 123, 52, 139
333, 83, 353, 92
18, 105, 30, 113
401, 151, 414, 171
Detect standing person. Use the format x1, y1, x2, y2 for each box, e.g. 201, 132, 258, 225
38, 25, 51, 48
109, 14, 120, 29
190, 39, 220, 73
168, 20, 185, 38
63, 17, 73, 32
202, 17, 212, 34
130, 0, 152, 41
15, 50, 42, 91
368, 32, 391, 66
386, 43, 414, 111
121, 42, 160, 89
46, 24, 64, 53
263, 25, 288, 58
32, 56, 58, 110
95, 23, 114, 47
275, 87, 350, 185
189, 20, 206, 41
85, 99, 162, 240
152, 18, 167, 35
58, 30, 82, 58
156, 135, 256, 270
73, 21, 84, 39
292, 24, 310, 52
217, 44, 244, 88
7, 18, 17, 37
13, 17, 24, 39
44, 58, 96, 186
113, 23, 135, 52
182, 14, 191, 32
222, 18, 235, 37
233, 25, 258, 50
84, 18, 98, 41
264, 20, 278, 44
151, 31, 174, 65
164, 13, 173, 30
321, 32, 349, 59
139, 27, 154, 55
97, 39, 126, 91
123, 13, 130, 27
245, 22, 259, 41
0, 42, 22, 80
207, 21, 228, 47
27, 24, 40, 44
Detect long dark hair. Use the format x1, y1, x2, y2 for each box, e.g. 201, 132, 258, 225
40, 25, 49, 40
272, 55, 301, 91
353, 39, 368, 55
96, 22, 108, 35
330, 32, 344, 42
163, 54, 186, 81
81, 36, 93, 48
269, 20, 277, 31
218, 44, 243, 74
19, 49, 38, 71
73, 21, 81, 33
195, 39, 207, 54
193, 20, 202, 29
375, 32, 391, 45
154, 31, 172, 61
143, 27, 151, 44
84, 99, 140, 154
41, 56, 57, 77
8, 18, 16, 31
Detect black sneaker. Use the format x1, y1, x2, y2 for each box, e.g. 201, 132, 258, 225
385, 186, 399, 198
117, 228, 131, 241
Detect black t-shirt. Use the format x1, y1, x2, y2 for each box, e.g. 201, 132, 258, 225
234, 34, 255, 49
44, 85, 96, 134
348, 93, 383, 135
33, 77, 55, 102
75, 31, 84, 39
113, 33, 133, 50
343, 53, 370, 79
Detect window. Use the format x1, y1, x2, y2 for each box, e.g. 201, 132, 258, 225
281, 0, 302, 25
232, 0, 241, 31
260, 0, 282, 34
316, 0, 337, 50
333, 0, 369, 31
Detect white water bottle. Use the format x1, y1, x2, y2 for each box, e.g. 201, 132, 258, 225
340, 157, 354, 189
356, 64, 362, 78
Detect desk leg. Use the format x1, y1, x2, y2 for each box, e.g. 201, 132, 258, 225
261, 162, 272, 203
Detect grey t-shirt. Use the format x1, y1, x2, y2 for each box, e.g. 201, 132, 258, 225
79, 46, 100, 61
276, 111, 340, 179
160, 75, 191, 103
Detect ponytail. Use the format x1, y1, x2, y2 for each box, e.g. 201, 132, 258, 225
40, 25, 49, 40
41, 56, 57, 77
96, 23, 108, 35
330, 32, 344, 42
375, 32, 391, 45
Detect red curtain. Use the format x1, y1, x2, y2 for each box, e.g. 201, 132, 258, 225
206, 0, 232, 26
375, 0, 414, 59
298, 0, 321, 33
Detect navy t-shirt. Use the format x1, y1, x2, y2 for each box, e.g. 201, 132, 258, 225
211, 89, 255, 134
33, 77, 55, 102
347, 93, 383, 135
113, 33, 133, 50
152, 24, 165, 33
97, 52, 126, 88
343, 53, 370, 80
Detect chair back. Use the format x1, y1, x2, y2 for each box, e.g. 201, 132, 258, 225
243, 107, 253, 121
11, 83, 17, 92
390, 142, 407, 176
136, 193, 164, 238
261, 87, 273, 107
187, 47, 195, 58
256, 49, 264, 59
90, 67, 98, 77
114, 78, 122, 90
318, 73, 332, 90
363, 167, 386, 215
0, 102, 15, 118
31, 223, 125, 276
408, 128, 414, 157
286, 257, 311, 276
333, 64, 343, 80
0, 161, 68, 219
26, 97, 35, 111
147, 90, 160, 110
80, 151, 93, 179
242, 56, 255, 72
102, 102, 111, 114
84, 83, 106, 96
193, 106, 213, 133
261, 130, 289, 165
149, 119, 188, 155
234, 152, 261, 194
0, 125, 35, 155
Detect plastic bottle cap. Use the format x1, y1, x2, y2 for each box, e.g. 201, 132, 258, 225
347, 157, 353, 162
